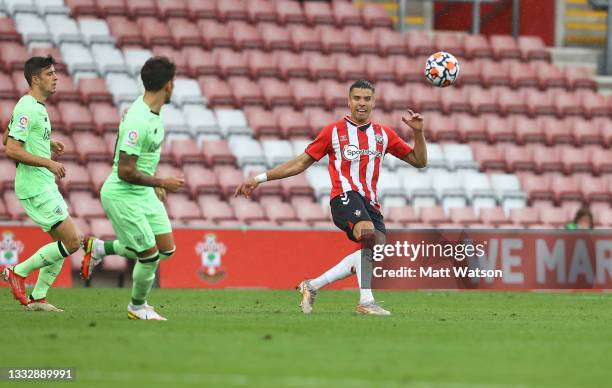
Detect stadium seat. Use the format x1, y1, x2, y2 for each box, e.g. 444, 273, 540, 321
426, 113, 459, 142
434, 32, 465, 58
106, 16, 144, 46
550, 174, 582, 204
472, 143, 505, 171
90, 102, 120, 134
94, 0, 128, 17
513, 116, 544, 145
161, 104, 190, 135
510, 62, 538, 89
456, 114, 487, 142
73, 132, 110, 163
539, 117, 573, 146
91, 43, 129, 76
534, 61, 566, 90
202, 140, 237, 167
469, 88, 500, 115
422, 142, 447, 170
262, 201, 298, 223
563, 66, 597, 90
479, 207, 511, 226
0, 159, 16, 193
157, 0, 189, 20
361, 3, 393, 29
169, 138, 204, 166
489, 173, 525, 201
290, 24, 321, 52
561, 144, 594, 174
275, 51, 309, 80
231, 22, 264, 50
228, 136, 266, 168
199, 77, 233, 107
69, 191, 105, 219
57, 101, 93, 133
216, 49, 249, 78
77, 77, 113, 105
509, 207, 540, 227
166, 193, 203, 222
275, 0, 306, 25
519, 172, 554, 203
0, 17, 21, 42
449, 207, 480, 226
578, 90, 609, 118
305, 165, 332, 200
183, 105, 221, 139
518, 35, 550, 61
439, 87, 471, 114
294, 200, 329, 224
0, 73, 17, 100
126, 0, 158, 18
60, 162, 94, 193
245, 50, 278, 79
463, 34, 492, 58
274, 108, 311, 138
246, 0, 277, 23
167, 18, 201, 47
419, 206, 449, 225
48, 75, 80, 103
443, 143, 479, 170
259, 23, 292, 51
319, 25, 350, 54
244, 107, 281, 138
87, 162, 112, 193
105, 73, 140, 106
490, 35, 521, 59
123, 48, 152, 76
259, 78, 294, 109
532, 145, 563, 173
199, 195, 236, 222
0, 42, 29, 71
216, 0, 248, 22
590, 147, 612, 175
385, 205, 420, 225
406, 30, 434, 56
230, 197, 267, 223
45, 14, 82, 45
14, 13, 52, 45
261, 139, 293, 167
539, 206, 569, 228
280, 173, 314, 199
89, 218, 117, 242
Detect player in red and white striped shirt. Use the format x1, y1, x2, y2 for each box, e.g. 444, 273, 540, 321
235, 80, 427, 315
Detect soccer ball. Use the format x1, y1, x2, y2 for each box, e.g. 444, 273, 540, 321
424, 52, 460, 87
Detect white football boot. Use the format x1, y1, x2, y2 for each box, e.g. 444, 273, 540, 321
355, 302, 391, 316
127, 303, 167, 321
297, 279, 317, 314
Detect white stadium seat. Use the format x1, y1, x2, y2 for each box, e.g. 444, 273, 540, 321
5, 0, 36, 15
443, 143, 479, 170
172, 78, 205, 106
306, 166, 332, 200
35, 0, 69, 16
91, 44, 129, 75
123, 48, 153, 75
228, 137, 266, 168
182, 105, 222, 139
161, 104, 190, 135
78, 18, 115, 45
261, 139, 293, 167
215, 109, 252, 137
105, 73, 140, 105
45, 14, 82, 44
15, 13, 52, 44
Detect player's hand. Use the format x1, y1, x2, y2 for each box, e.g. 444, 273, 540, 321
402, 109, 424, 132
155, 186, 167, 202
50, 139, 65, 155
46, 160, 66, 179
161, 176, 185, 192
234, 179, 259, 199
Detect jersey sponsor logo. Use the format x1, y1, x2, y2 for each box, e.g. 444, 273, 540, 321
16, 114, 29, 130
125, 130, 139, 146
196, 233, 227, 283
342, 144, 382, 161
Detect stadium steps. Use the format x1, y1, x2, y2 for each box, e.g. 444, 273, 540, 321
563, 0, 607, 47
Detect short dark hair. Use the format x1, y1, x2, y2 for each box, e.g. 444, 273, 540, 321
140, 56, 176, 91
24, 55, 57, 87
349, 79, 375, 94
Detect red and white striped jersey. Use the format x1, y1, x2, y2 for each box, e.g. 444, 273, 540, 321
305, 115, 412, 208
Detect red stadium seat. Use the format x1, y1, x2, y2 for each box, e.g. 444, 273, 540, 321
393, 57, 421, 83
156, 0, 188, 19
58, 102, 94, 133
70, 191, 105, 219
539, 207, 569, 227
259, 23, 292, 51
166, 193, 203, 221
168, 18, 202, 47
244, 107, 281, 138
479, 207, 511, 226
185, 48, 217, 77
294, 201, 329, 224
579, 175, 610, 203
307, 107, 336, 133
561, 144, 594, 174
0, 17, 21, 43
378, 82, 409, 112
469, 88, 500, 115
231, 22, 264, 50
275, 0, 306, 25
538, 117, 572, 145
48, 76, 80, 103
503, 143, 535, 172
203, 140, 237, 167
274, 107, 311, 138
73, 132, 110, 163
513, 116, 544, 144
579, 90, 609, 118
519, 172, 554, 202
499, 87, 529, 115
90, 103, 120, 134
570, 118, 602, 146
456, 114, 487, 142
280, 173, 314, 199
199, 196, 237, 222
199, 77, 234, 107
153, 46, 189, 76
463, 34, 493, 58
3, 191, 27, 220
216, 49, 249, 78
526, 90, 556, 117
426, 112, 458, 142
406, 30, 435, 56
228, 77, 265, 107
510, 62, 539, 89
290, 25, 321, 52
183, 165, 221, 197
61, 162, 94, 193
87, 162, 112, 193
563, 66, 597, 90
127, 0, 158, 18
364, 56, 395, 83
591, 146, 612, 175
0, 159, 16, 193
435, 33, 465, 58
78, 78, 113, 105
375, 28, 406, 56
307, 53, 337, 80
490, 35, 521, 59
553, 91, 584, 118
217, 0, 248, 22
479, 59, 512, 88
455, 59, 482, 87
231, 197, 267, 223
46, 104, 65, 133
420, 207, 449, 226
290, 79, 324, 109
361, 4, 393, 29
472, 143, 505, 171
276, 51, 309, 80
409, 83, 440, 113
198, 20, 233, 49
332, 1, 362, 26
0, 42, 29, 71
450, 207, 480, 226
304, 1, 334, 25
440, 87, 471, 114
96, 0, 129, 17
551, 175, 582, 204
156, 163, 188, 194
533, 61, 566, 90
170, 138, 204, 166
385, 206, 420, 224
107, 16, 144, 47
518, 36, 550, 61
597, 118, 612, 147
346, 27, 378, 55
0, 199, 11, 220
246, 0, 277, 23
532, 144, 563, 173
246, 50, 278, 79
89, 218, 116, 241
336, 54, 367, 81
65, 0, 97, 16
318, 25, 350, 54
321, 80, 347, 109
262, 201, 298, 223
138, 17, 173, 47
0, 73, 17, 100
510, 207, 540, 227
186, 0, 216, 20
259, 78, 294, 109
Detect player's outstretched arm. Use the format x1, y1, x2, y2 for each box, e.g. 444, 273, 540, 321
117, 151, 184, 191
234, 152, 316, 198
5, 137, 66, 178
402, 109, 427, 168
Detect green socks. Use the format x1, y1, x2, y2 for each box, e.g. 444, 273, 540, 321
14, 241, 68, 278
130, 253, 160, 306
104, 240, 138, 260
30, 259, 64, 300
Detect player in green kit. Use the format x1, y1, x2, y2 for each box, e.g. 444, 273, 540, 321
80, 57, 184, 321
2, 56, 84, 312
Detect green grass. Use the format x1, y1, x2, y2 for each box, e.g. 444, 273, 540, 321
1, 289, 611, 388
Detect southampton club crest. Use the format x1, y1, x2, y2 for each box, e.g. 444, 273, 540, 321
0, 231, 24, 266
195, 233, 227, 283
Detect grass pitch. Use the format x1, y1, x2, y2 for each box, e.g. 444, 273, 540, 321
1, 288, 611, 388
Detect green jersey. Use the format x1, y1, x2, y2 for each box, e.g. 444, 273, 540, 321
102, 96, 165, 198
8, 95, 56, 199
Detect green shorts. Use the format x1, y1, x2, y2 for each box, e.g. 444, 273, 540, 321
19, 188, 69, 232
100, 189, 172, 253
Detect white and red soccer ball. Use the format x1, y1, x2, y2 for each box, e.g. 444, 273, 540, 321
424, 51, 460, 87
